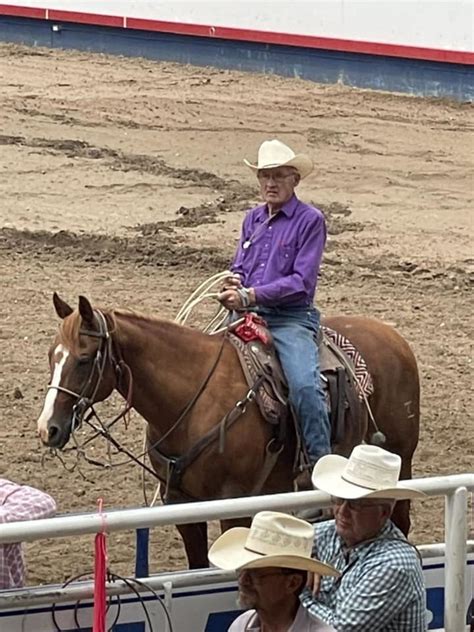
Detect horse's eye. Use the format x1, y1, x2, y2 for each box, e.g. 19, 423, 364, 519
77, 356, 91, 365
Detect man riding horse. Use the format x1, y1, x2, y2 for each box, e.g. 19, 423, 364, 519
218, 139, 330, 482
37, 141, 421, 566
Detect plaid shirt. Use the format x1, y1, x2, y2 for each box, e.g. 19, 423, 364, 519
0, 479, 56, 589
300, 520, 427, 632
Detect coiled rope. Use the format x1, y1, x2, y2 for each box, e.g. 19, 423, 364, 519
174, 270, 232, 332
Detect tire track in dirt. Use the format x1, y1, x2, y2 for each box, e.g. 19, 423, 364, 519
0, 227, 229, 270
0, 134, 255, 197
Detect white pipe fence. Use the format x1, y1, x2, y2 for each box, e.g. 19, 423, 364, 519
0, 473, 472, 632
445, 486, 470, 631
0, 473, 472, 543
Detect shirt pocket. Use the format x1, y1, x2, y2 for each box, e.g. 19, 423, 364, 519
277, 245, 296, 274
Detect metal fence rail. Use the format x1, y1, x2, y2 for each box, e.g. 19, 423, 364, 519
0, 473, 472, 543
0, 473, 472, 632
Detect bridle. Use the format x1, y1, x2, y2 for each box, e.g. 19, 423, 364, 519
47, 310, 120, 432
46, 309, 168, 483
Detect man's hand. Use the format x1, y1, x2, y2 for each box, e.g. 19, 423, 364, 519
222, 274, 242, 291
217, 287, 256, 311
306, 572, 321, 596
217, 289, 242, 311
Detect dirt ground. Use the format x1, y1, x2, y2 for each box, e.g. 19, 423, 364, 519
0, 43, 472, 587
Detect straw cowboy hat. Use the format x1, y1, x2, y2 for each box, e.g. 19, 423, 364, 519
244, 139, 314, 179
208, 511, 339, 576
312, 444, 426, 500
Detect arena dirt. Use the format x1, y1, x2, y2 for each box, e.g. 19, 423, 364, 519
0, 44, 472, 586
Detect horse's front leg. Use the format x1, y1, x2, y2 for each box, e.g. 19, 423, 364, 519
219, 517, 251, 534
176, 522, 209, 569
161, 489, 209, 568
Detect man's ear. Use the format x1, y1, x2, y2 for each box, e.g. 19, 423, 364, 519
286, 571, 306, 595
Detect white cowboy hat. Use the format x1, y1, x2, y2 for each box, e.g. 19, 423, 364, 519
208, 511, 339, 576
244, 139, 313, 179
312, 444, 426, 500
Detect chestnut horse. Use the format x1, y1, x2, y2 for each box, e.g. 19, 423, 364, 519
37, 293, 420, 568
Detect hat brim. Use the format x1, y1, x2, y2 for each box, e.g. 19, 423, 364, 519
208, 527, 339, 577
312, 454, 426, 500
243, 154, 313, 179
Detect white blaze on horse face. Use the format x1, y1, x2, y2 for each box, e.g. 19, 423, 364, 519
37, 345, 69, 442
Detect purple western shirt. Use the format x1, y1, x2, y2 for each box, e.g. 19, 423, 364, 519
231, 194, 327, 307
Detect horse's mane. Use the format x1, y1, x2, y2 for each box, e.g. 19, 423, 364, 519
58, 311, 82, 355
58, 307, 210, 354
113, 308, 210, 341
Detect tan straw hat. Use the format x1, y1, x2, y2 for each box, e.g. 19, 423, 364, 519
208, 511, 339, 576
312, 444, 426, 500
244, 139, 313, 179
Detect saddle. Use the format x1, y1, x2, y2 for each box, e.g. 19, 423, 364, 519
228, 313, 368, 461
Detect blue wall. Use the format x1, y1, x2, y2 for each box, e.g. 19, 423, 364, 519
0, 15, 472, 101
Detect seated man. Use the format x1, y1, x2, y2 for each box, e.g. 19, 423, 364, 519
209, 510, 339, 631
218, 139, 331, 475
0, 478, 56, 589
301, 444, 427, 632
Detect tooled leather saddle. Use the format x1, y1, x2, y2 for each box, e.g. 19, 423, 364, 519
228, 313, 366, 462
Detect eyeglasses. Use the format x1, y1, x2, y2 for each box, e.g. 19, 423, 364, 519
238, 569, 288, 582
331, 496, 389, 511
257, 171, 296, 183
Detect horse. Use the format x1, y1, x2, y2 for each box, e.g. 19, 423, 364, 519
37, 293, 420, 568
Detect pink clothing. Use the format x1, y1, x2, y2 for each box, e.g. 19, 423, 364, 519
0, 479, 56, 589
229, 604, 336, 631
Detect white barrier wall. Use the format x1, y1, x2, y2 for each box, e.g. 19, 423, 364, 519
2, 0, 473, 52
0, 556, 472, 631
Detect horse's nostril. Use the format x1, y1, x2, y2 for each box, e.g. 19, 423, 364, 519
48, 424, 60, 442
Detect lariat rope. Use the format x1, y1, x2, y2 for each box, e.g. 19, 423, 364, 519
174, 269, 231, 332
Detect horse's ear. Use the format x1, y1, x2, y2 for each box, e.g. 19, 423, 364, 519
53, 292, 73, 319
78, 295, 95, 325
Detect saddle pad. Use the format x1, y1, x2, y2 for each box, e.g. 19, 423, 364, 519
322, 326, 374, 400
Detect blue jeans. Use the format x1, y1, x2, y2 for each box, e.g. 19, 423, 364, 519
256, 306, 331, 465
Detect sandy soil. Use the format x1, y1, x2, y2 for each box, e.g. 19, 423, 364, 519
0, 43, 472, 587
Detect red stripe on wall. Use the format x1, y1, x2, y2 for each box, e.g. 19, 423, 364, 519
48, 9, 123, 28
0, 3, 473, 65
127, 17, 213, 38
0, 3, 45, 19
